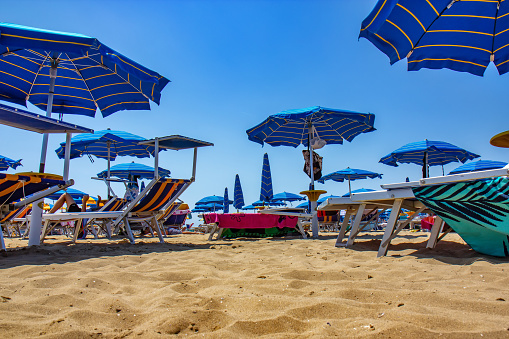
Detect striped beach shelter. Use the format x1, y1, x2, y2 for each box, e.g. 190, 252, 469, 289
233, 174, 245, 210
223, 187, 230, 214
260, 153, 273, 204
360, 0, 509, 76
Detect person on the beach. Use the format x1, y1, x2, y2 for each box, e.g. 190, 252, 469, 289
49, 193, 89, 213
124, 174, 140, 201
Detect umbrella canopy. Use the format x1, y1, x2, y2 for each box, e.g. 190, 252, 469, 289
0, 155, 22, 171
0, 22, 169, 117
197, 203, 224, 211
449, 160, 508, 175
196, 195, 232, 206
46, 188, 90, 200
342, 188, 376, 197
247, 106, 376, 148
380, 140, 480, 177
318, 167, 382, 195
251, 200, 285, 207
233, 174, 245, 210
271, 192, 305, 203
317, 194, 342, 204
260, 153, 273, 203
223, 187, 229, 213
296, 201, 310, 209
360, 1, 509, 76
241, 204, 257, 210
97, 162, 171, 179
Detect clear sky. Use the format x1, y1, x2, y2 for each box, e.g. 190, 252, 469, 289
2, 0, 508, 211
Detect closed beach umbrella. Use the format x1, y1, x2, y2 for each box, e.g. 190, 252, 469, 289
97, 162, 170, 180
0, 23, 169, 172
360, 1, 509, 76
233, 174, 245, 210
260, 153, 273, 204
223, 187, 229, 214
318, 167, 382, 195
449, 160, 508, 175
380, 140, 480, 178
247, 106, 376, 238
0, 155, 22, 171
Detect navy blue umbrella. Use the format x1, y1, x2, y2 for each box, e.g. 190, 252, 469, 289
97, 162, 170, 180
223, 187, 230, 214
449, 160, 508, 175
260, 153, 273, 204
380, 140, 480, 178
233, 174, 245, 210
0, 155, 22, 171
318, 167, 382, 195
360, 1, 509, 76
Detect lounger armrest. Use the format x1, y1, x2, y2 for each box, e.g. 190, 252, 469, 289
351, 188, 415, 201
381, 181, 420, 190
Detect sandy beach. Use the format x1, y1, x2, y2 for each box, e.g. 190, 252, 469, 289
1, 232, 508, 338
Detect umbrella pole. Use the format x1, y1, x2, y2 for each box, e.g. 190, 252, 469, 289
107, 141, 112, 198
39, 59, 58, 173
63, 133, 72, 181
308, 123, 319, 239
348, 177, 352, 196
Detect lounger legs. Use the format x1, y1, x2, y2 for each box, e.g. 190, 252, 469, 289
346, 204, 367, 247
377, 199, 403, 257
0, 225, 5, 251
427, 216, 445, 249
335, 212, 352, 247
123, 218, 136, 244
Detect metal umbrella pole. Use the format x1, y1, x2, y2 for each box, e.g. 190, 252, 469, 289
307, 122, 319, 238
39, 58, 58, 173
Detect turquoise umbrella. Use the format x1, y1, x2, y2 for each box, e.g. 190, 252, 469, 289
97, 162, 171, 180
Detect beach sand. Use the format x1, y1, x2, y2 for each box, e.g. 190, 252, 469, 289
1, 231, 509, 338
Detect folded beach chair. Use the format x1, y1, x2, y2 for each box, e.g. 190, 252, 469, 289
0, 205, 31, 237
0, 173, 73, 250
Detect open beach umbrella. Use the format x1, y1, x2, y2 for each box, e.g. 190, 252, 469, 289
233, 174, 245, 210
318, 167, 382, 195
241, 204, 257, 210
223, 187, 229, 214
0, 22, 169, 172
97, 162, 171, 180
360, 1, 509, 76
247, 106, 375, 238
342, 188, 375, 198
197, 203, 224, 212
271, 192, 305, 203
260, 153, 273, 204
0, 154, 22, 171
196, 195, 232, 206
251, 200, 285, 207
448, 160, 508, 175
317, 195, 342, 204
380, 140, 480, 178
46, 187, 90, 201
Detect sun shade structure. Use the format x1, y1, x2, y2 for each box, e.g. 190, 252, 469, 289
449, 160, 508, 175
97, 162, 171, 180
46, 187, 89, 200
271, 192, 305, 203
342, 188, 375, 197
233, 174, 245, 210
360, 0, 509, 76
318, 167, 382, 195
260, 153, 273, 203
196, 195, 232, 206
251, 200, 285, 207
0, 155, 22, 171
380, 140, 480, 177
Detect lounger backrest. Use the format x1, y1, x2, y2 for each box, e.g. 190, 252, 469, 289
131, 178, 191, 213
0, 173, 66, 206
158, 201, 182, 221
101, 198, 128, 212
0, 205, 31, 222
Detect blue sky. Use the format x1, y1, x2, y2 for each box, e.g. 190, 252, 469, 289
2, 0, 508, 210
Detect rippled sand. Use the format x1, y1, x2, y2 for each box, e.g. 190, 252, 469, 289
1, 231, 508, 338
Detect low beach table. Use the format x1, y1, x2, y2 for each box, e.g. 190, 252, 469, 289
205, 212, 304, 240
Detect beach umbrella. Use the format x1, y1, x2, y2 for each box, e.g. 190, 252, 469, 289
251, 200, 285, 207
0, 23, 169, 172
197, 203, 224, 211
271, 192, 305, 203
360, 1, 509, 76
296, 201, 309, 209
0, 154, 22, 171
223, 187, 229, 214
247, 106, 376, 238
342, 188, 376, 198
448, 160, 508, 175
196, 195, 232, 206
241, 204, 257, 210
233, 174, 245, 210
46, 187, 90, 201
97, 162, 171, 180
260, 153, 273, 204
380, 140, 480, 178
318, 167, 382, 195
317, 195, 342, 204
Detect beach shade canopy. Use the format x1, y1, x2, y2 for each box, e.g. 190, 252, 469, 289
359, 1, 509, 76
197, 203, 224, 211
271, 192, 305, 203
260, 153, 273, 203
196, 195, 232, 206
342, 188, 376, 197
318, 167, 382, 195
448, 160, 508, 175
317, 194, 342, 204
241, 204, 257, 210
380, 140, 480, 177
233, 174, 245, 210
0, 154, 22, 171
251, 200, 285, 207
97, 162, 170, 180
223, 187, 229, 213
46, 187, 90, 200
296, 201, 310, 209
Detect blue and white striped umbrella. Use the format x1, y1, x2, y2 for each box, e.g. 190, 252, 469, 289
271, 192, 305, 203
360, 1, 509, 76
260, 153, 273, 203
46, 188, 90, 201
0, 155, 22, 171
97, 162, 171, 179
196, 195, 232, 206
233, 174, 245, 210
318, 167, 382, 195
223, 187, 230, 213
449, 160, 508, 175
247, 106, 376, 148
342, 188, 375, 198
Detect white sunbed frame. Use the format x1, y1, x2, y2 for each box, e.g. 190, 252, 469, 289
319, 165, 509, 257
